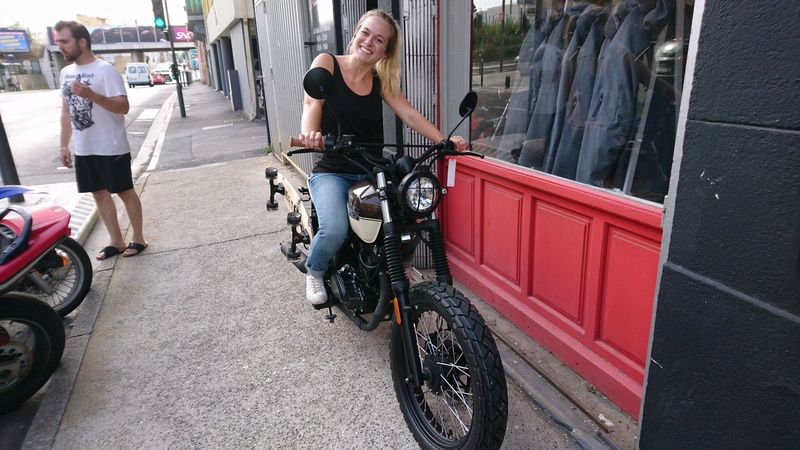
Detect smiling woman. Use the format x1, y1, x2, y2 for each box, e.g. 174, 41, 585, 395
296, 9, 469, 308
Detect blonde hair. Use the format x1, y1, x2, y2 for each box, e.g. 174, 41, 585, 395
347, 9, 403, 97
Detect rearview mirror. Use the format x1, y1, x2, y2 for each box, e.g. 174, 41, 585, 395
303, 67, 334, 100
458, 92, 478, 117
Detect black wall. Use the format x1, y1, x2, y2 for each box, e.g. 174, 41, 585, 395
639, 1, 800, 448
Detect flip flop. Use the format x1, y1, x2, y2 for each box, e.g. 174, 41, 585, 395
96, 246, 124, 261
123, 242, 148, 257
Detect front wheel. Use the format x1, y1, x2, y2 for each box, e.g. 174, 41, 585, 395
389, 282, 508, 449
0, 293, 65, 415
18, 237, 93, 317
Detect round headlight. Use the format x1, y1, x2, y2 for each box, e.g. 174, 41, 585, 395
398, 172, 441, 218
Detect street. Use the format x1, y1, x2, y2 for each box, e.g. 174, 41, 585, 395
0, 85, 174, 186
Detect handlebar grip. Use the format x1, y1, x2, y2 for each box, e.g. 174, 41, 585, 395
290, 136, 303, 147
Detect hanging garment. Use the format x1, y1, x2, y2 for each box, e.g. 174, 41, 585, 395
548, 10, 609, 180
609, 0, 677, 201
526, 11, 562, 129
574, 4, 652, 187
495, 12, 549, 160
541, 5, 608, 174
516, 12, 567, 168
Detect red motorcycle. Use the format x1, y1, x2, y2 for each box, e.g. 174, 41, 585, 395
0, 186, 92, 317
0, 185, 91, 413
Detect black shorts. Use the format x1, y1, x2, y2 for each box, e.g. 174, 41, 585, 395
74, 154, 134, 194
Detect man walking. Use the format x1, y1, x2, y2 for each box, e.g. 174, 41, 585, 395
54, 20, 147, 260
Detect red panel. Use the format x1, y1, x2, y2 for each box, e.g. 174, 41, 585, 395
444, 171, 476, 257
598, 227, 660, 370
450, 259, 645, 419
443, 157, 664, 419
481, 181, 523, 284
531, 202, 591, 326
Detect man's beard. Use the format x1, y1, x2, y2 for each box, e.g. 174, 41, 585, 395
63, 49, 80, 62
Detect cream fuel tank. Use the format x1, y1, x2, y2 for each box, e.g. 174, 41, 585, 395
347, 181, 383, 244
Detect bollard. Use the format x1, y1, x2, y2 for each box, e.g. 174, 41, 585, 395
0, 115, 24, 203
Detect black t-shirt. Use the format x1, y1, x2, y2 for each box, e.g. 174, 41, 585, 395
312, 54, 385, 174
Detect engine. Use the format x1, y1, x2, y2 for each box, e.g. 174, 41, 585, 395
329, 241, 382, 313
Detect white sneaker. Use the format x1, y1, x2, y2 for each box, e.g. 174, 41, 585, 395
306, 274, 327, 305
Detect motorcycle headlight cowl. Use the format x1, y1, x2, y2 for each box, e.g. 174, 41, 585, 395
398, 171, 442, 219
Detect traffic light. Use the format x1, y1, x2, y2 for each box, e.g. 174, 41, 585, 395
152, 0, 167, 29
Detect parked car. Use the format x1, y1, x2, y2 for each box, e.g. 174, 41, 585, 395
151, 73, 165, 85
125, 62, 152, 88
154, 63, 173, 82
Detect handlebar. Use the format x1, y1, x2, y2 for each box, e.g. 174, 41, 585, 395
286, 136, 484, 162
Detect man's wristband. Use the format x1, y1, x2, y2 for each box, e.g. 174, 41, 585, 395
59, 147, 69, 151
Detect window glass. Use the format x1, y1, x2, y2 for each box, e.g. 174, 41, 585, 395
470, 0, 693, 204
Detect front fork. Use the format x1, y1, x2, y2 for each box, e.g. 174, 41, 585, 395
377, 172, 428, 386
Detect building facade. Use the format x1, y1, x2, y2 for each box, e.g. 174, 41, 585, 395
202, 0, 259, 118
248, 0, 799, 445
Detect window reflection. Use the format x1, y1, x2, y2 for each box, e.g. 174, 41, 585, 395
470, 0, 693, 204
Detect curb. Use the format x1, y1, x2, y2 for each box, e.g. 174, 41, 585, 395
18, 94, 174, 450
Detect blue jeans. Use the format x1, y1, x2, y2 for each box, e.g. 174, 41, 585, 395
306, 172, 371, 277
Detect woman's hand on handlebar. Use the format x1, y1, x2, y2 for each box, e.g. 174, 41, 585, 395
449, 135, 469, 151
298, 131, 324, 149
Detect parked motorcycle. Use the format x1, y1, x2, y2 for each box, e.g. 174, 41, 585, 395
265, 67, 508, 449
0, 186, 93, 317
1, 193, 70, 413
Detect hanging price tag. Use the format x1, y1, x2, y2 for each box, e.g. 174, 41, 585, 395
447, 159, 456, 187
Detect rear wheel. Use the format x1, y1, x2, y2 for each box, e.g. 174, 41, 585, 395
389, 282, 508, 449
0, 293, 65, 415
18, 238, 92, 317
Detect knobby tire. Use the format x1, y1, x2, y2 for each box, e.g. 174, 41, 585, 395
389, 281, 508, 450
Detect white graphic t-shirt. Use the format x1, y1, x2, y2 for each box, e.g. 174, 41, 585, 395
60, 59, 130, 156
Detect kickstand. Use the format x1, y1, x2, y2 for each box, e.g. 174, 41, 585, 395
325, 307, 337, 323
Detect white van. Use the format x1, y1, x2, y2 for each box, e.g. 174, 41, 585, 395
125, 63, 153, 88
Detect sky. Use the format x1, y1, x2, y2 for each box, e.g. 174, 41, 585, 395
0, 0, 187, 35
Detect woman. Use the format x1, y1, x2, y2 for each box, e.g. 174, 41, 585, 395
298, 9, 468, 305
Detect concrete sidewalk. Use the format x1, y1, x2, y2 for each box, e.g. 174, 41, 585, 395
15, 84, 636, 449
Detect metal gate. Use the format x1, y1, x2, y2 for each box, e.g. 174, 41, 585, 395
402, 0, 438, 149
253, 0, 312, 172
402, 0, 438, 268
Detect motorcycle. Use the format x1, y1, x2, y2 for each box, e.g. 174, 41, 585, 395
1, 191, 72, 414
265, 67, 508, 449
0, 186, 93, 317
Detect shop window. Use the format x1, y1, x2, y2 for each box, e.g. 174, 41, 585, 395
470, 0, 693, 204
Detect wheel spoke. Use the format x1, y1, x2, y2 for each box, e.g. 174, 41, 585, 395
411, 309, 474, 441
